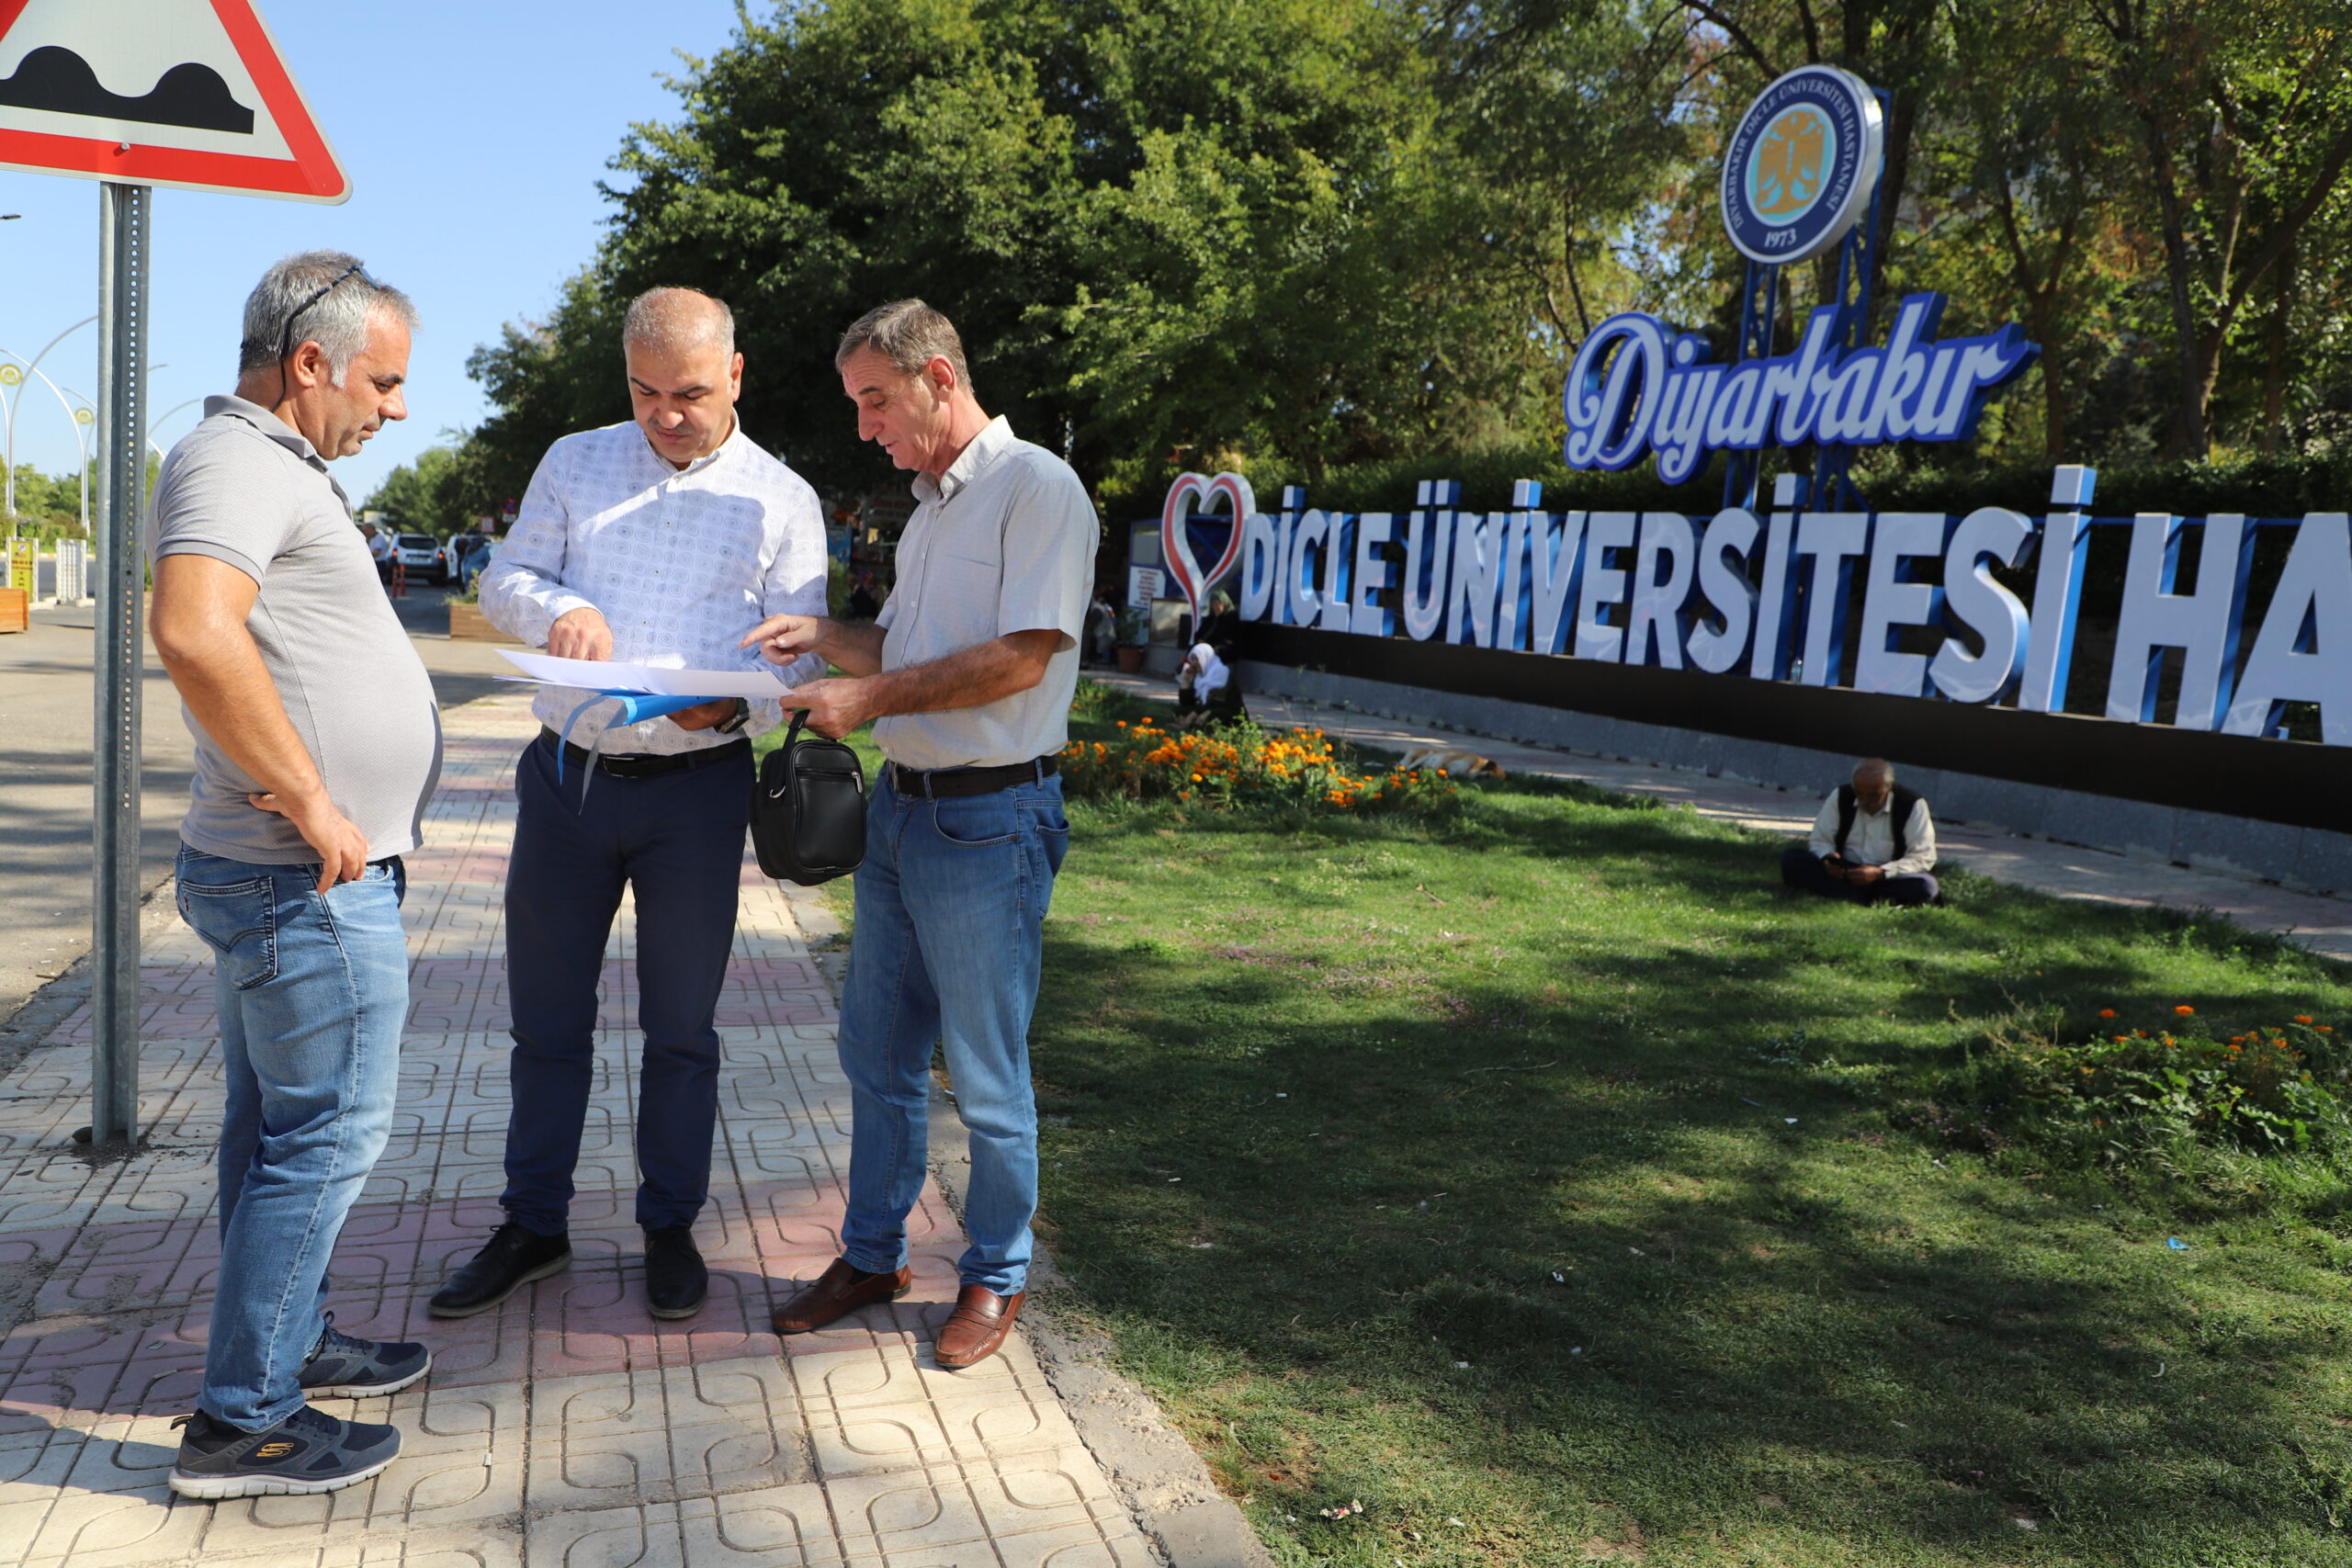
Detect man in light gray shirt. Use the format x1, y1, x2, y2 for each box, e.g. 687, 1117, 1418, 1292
148, 252, 440, 1500
747, 299, 1096, 1371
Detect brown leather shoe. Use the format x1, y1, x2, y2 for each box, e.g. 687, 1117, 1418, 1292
933, 1285, 1024, 1370
770, 1258, 911, 1335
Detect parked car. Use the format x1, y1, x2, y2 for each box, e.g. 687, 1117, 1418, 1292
392, 533, 448, 584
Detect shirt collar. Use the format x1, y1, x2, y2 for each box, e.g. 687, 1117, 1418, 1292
912, 415, 1014, 506
205, 393, 328, 468
204, 392, 353, 516
639, 416, 743, 479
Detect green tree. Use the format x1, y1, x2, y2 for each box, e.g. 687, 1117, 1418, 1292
458, 0, 1581, 504
2087, 0, 2352, 457
361, 445, 471, 535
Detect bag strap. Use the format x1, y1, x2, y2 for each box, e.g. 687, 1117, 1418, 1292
767, 708, 810, 801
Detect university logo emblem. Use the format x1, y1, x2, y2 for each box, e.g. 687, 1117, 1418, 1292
1721, 65, 1882, 265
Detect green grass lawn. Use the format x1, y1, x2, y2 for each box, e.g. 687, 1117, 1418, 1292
997, 698, 2352, 1566
782, 697, 2352, 1562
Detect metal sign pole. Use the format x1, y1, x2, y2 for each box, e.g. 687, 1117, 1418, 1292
91, 181, 151, 1148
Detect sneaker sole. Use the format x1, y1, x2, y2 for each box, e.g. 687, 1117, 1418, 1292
425, 1255, 572, 1319
302, 1351, 434, 1399
168, 1450, 397, 1499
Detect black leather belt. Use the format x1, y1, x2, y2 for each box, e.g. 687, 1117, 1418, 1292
538, 728, 750, 780
890, 755, 1057, 799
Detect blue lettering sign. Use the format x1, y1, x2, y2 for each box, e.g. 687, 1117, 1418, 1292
1561, 295, 2040, 485
1193, 466, 2352, 749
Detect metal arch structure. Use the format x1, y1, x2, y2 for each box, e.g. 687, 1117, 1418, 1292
0, 351, 99, 533
0, 314, 96, 517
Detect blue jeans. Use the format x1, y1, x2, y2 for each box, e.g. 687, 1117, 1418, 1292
175, 846, 409, 1432
838, 771, 1069, 1296
501, 733, 751, 1233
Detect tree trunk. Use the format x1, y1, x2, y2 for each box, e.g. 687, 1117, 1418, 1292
2263, 235, 2294, 455
2030, 300, 2068, 459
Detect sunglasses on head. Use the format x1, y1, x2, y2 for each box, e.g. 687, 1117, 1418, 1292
277, 261, 373, 367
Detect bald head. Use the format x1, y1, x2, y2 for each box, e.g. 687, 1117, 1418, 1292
622, 288, 743, 468
624, 288, 735, 356
1853, 758, 1894, 812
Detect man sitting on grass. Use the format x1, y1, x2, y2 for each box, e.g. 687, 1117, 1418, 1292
1780, 757, 1941, 908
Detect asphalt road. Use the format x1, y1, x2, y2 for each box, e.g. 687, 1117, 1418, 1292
0, 584, 522, 1024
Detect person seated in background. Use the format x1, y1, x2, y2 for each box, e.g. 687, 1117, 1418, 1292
1780, 757, 1941, 908
1194, 588, 1238, 661
1175, 640, 1241, 729
1084, 591, 1116, 667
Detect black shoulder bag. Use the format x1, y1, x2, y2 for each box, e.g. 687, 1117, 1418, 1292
749, 711, 867, 885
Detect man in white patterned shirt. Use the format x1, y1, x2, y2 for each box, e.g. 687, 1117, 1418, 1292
432, 288, 825, 1322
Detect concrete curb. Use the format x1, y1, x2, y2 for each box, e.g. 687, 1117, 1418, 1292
923, 1083, 1275, 1568
784, 876, 1273, 1568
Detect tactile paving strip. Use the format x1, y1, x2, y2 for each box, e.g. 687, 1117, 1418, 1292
0, 693, 1152, 1568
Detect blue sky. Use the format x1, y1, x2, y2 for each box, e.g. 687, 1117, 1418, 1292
0, 0, 744, 508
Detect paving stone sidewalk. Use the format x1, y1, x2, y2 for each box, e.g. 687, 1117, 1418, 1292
0, 693, 1155, 1568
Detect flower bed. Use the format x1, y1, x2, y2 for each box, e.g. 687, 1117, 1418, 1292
1971, 1005, 2347, 1154
1058, 715, 1463, 817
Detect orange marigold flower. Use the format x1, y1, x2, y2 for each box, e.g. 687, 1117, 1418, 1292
2098, 1009, 2117, 1019
2175, 1005, 2195, 1017
2296, 1015, 2314, 1025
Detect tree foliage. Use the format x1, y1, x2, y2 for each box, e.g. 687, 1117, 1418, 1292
359, 446, 476, 536
449, 0, 2352, 508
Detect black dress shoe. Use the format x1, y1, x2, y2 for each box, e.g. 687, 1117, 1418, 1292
427, 1223, 571, 1318
644, 1225, 707, 1320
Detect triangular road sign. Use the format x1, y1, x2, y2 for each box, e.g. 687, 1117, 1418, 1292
0, 0, 347, 202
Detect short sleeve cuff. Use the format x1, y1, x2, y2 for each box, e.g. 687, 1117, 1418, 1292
153, 538, 266, 586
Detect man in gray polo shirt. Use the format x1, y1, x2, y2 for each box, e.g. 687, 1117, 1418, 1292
148, 252, 441, 1499
745, 299, 1096, 1371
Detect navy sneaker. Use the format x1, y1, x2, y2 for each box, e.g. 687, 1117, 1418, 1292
168, 1405, 401, 1499
298, 1314, 431, 1397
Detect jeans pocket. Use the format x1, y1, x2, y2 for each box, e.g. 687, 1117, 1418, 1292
176, 877, 280, 991
928, 795, 1020, 848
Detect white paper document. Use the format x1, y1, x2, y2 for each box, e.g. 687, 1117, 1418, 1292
493, 649, 796, 701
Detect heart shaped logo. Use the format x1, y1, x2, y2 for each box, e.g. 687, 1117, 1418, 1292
1159, 471, 1255, 632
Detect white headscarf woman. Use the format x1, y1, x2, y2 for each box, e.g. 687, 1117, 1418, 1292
1188, 642, 1228, 700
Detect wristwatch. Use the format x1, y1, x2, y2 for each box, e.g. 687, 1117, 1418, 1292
715, 698, 752, 735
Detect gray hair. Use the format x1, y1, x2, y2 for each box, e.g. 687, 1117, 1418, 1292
836, 299, 971, 393
1854, 757, 1894, 783
238, 250, 417, 386
624, 287, 735, 356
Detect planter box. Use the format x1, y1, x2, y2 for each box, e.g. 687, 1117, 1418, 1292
0, 588, 27, 634
447, 602, 518, 643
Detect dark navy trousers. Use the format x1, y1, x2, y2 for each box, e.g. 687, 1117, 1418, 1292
1779, 841, 1940, 908
501, 733, 752, 1234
